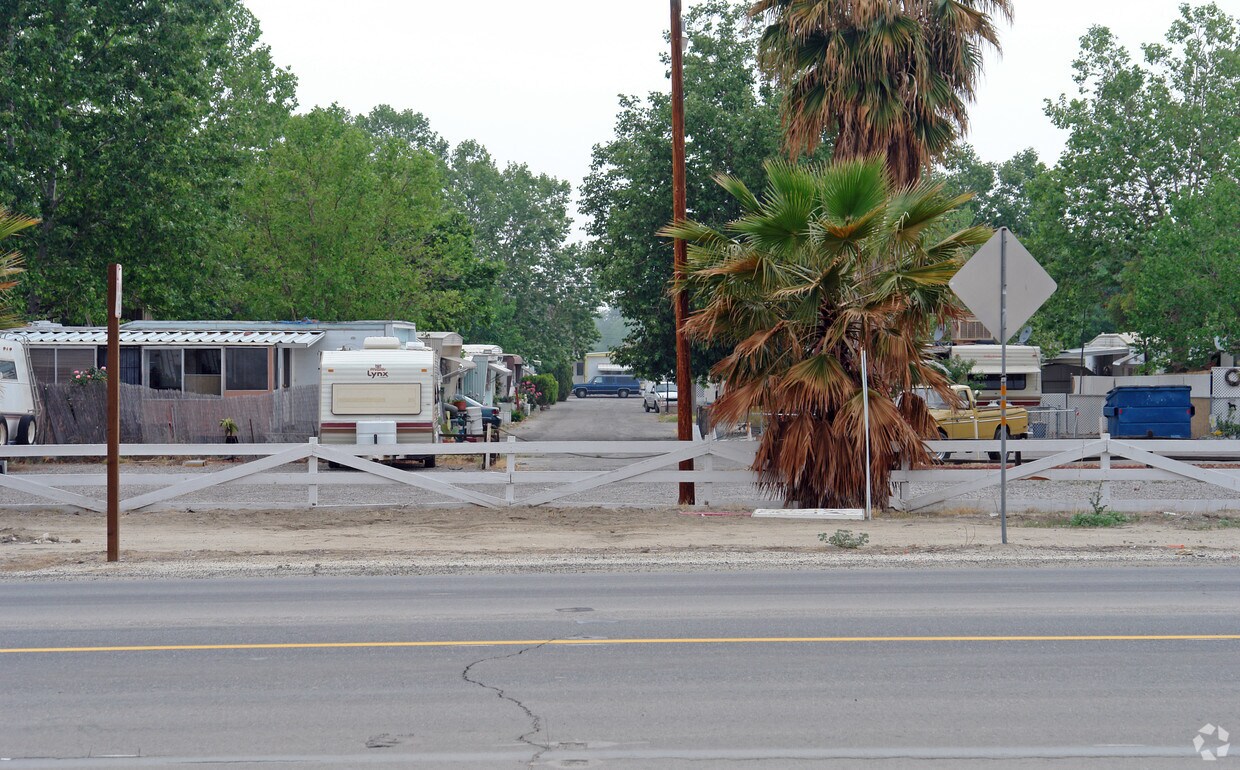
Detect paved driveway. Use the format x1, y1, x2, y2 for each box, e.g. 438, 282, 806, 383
510, 391, 678, 442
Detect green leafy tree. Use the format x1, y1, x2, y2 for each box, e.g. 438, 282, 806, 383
357, 105, 450, 162
667, 158, 990, 508
1036, 3, 1239, 345
448, 141, 599, 369
225, 107, 489, 330
936, 144, 1047, 238
1128, 175, 1240, 368
0, 0, 295, 323
749, 0, 1013, 184
581, 0, 785, 380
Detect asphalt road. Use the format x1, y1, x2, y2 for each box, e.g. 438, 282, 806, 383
513, 390, 677, 443
3, 567, 1238, 768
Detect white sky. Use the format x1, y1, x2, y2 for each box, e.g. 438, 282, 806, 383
244, 0, 1238, 229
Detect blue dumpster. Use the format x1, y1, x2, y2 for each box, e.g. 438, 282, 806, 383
1103, 386, 1194, 439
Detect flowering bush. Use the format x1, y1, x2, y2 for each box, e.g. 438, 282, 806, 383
71, 366, 107, 385
520, 374, 558, 406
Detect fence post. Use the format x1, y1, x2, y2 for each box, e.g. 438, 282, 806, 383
1099, 432, 1111, 507
307, 437, 319, 507
698, 430, 712, 508
898, 454, 910, 509
505, 435, 516, 506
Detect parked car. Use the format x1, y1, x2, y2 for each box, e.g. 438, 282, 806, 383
643, 383, 678, 413
573, 374, 641, 398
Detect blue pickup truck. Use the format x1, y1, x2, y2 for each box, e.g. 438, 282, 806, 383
573, 374, 642, 399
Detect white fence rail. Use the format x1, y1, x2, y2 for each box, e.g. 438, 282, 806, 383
894, 436, 1240, 513
0, 437, 763, 512
1, 437, 1238, 513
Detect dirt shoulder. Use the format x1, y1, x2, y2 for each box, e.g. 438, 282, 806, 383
2, 505, 1239, 579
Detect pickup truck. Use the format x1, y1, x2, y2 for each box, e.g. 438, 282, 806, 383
917, 384, 1028, 461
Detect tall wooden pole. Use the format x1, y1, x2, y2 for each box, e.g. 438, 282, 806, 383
106, 264, 121, 562
670, 0, 695, 505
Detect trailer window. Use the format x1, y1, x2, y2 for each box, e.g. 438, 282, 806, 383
147, 349, 183, 391
184, 349, 222, 395
226, 348, 269, 391
331, 383, 422, 415
972, 374, 1027, 391
0, 360, 16, 380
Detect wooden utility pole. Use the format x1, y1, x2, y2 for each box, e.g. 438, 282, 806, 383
670, 0, 695, 505
106, 264, 121, 562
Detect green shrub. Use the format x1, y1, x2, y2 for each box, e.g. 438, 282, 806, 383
520, 374, 559, 406
537, 373, 558, 405
553, 363, 573, 402
1068, 510, 1132, 527
819, 529, 869, 549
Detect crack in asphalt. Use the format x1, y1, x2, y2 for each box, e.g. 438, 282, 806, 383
462, 639, 556, 766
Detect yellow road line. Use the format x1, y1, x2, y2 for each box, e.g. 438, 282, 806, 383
3, 634, 1239, 654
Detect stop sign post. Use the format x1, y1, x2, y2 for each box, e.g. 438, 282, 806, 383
949, 228, 1056, 544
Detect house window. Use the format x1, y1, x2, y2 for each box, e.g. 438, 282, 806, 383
226, 348, 269, 391
281, 348, 292, 388
30, 349, 54, 384
46, 348, 97, 384
96, 346, 143, 385
575, 361, 584, 376
184, 349, 222, 395
147, 349, 183, 391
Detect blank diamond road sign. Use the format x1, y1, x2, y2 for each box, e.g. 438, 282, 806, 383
949, 229, 1056, 343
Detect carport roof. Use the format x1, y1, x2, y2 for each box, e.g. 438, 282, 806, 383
7, 328, 324, 347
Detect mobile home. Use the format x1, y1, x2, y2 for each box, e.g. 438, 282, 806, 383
950, 344, 1043, 406
318, 337, 440, 466
0, 338, 38, 445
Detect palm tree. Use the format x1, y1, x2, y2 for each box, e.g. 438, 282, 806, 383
0, 207, 33, 330
663, 157, 990, 508
748, 0, 1013, 186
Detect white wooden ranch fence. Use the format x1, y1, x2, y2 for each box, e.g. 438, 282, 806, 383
0, 436, 1237, 513
894, 436, 1240, 513
0, 436, 764, 512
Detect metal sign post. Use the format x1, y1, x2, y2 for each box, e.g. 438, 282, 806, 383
948, 228, 1056, 545
107, 264, 121, 562
861, 348, 872, 520
999, 231, 1008, 544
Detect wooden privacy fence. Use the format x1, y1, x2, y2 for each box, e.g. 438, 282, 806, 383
37, 383, 319, 444
0, 436, 1237, 513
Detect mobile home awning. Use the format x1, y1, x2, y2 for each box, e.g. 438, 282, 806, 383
969, 362, 1042, 374
8, 329, 325, 347
488, 362, 513, 376
440, 355, 477, 370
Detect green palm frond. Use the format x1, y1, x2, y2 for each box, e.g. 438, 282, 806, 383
0, 207, 34, 331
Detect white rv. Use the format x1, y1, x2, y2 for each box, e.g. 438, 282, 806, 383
0, 338, 38, 445
318, 337, 440, 466
950, 344, 1043, 406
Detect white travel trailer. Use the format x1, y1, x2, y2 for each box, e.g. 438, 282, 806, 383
0, 338, 38, 445
950, 344, 1043, 406
318, 337, 440, 466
